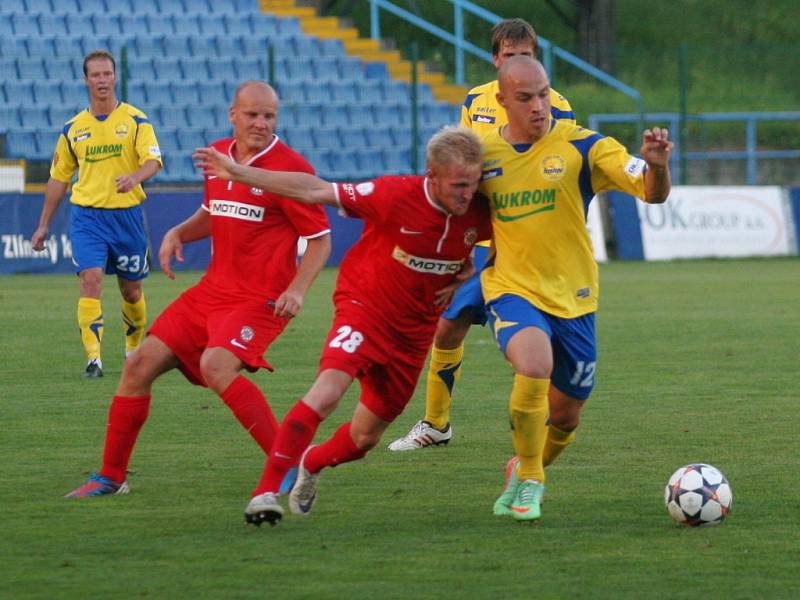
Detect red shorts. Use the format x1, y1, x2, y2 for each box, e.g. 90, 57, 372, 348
319, 302, 432, 422
149, 284, 288, 387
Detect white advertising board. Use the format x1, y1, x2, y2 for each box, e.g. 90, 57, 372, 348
636, 186, 795, 260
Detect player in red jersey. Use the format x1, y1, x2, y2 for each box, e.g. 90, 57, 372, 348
64, 81, 331, 499
194, 125, 490, 525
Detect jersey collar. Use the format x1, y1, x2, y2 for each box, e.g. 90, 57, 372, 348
228, 134, 279, 165
423, 176, 448, 215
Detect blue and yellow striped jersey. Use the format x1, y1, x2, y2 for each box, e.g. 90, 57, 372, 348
461, 80, 575, 132
479, 120, 648, 318
50, 102, 162, 209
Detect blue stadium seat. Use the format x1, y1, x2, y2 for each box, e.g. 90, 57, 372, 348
186, 103, 217, 129
239, 36, 268, 58
11, 14, 40, 37
364, 128, 393, 148
0, 38, 27, 59
5, 129, 39, 159
363, 62, 389, 80
322, 103, 350, 128
25, 0, 54, 12
276, 81, 305, 103
176, 128, 206, 151
156, 105, 191, 129
340, 126, 369, 150
159, 58, 183, 81
221, 14, 252, 36
4, 80, 35, 106
80, 35, 113, 57
311, 57, 339, 83
294, 103, 325, 128
197, 80, 228, 105
49, 106, 78, 127
145, 14, 174, 36
0, 106, 21, 132
383, 148, 412, 174
251, 15, 282, 37
213, 34, 242, 57
303, 149, 330, 176
124, 15, 150, 36
51, 37, 83, 58
345, 104, 376, 128
188, 36, 216, 59
235, 57, 266, 81
328, 81, 359, 104
173, 15, 201, 36
290, 36, 319, 58
135, 0, 161, 15
145, 81, 172, 105
275, 17, 301, 37
179, 57, 208, 80
25, 37, 56, 59
92, 14, 123, 37
60, 81, 87, 108
206, 58, 236, 81
65, 14, 94, 36
126, 81, 147, 104
0, 19, 13, 38
35, 130, 59, 155
358, 80, 383, 105
53, 0, 79, 11
354, 149, 384, 178
127, 57, 156, 81
204, 127, 230, 144
162, 35, 193, 58
380, 80, 410, 103
311, 126, 340, 150
328, 150, 360, 179
132, 35, 166, 59
0, 58, 18, 81
171, 82, 200, 106
233, 0, 260, 11
155, 127, 179, 154
318, 38, 345, 57
283, 58, 313, 82
32, 82, 62, 105
337, 57, 363, 81
179, 0, 210, 15
79, 0, 108, 13
198, 15, 228, 37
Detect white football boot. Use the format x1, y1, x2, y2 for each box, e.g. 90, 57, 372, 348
387, 420, 452, 451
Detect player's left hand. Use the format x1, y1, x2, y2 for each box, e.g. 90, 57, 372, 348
272, 290, 303, 319
115, 174, 138, 193
640, 127, 674, 168
434, 256, 475, 306
194, 147, 237, 180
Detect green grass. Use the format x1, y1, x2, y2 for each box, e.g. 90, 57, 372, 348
1, 259, 799, 599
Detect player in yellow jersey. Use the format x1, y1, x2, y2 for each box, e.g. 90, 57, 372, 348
31, 50, 162, 378
389, 18, 575, 451
483, 56, 672, 520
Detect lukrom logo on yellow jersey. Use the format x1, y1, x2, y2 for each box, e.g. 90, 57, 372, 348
492, 189, 556, 222
85, 144, 123, 162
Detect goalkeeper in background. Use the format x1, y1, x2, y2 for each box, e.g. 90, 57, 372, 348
388, 18, 575, 451
31, 50, 162, 378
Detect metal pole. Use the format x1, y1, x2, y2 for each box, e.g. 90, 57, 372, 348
410, 41, 419, 174
370, 0, 380, 40
120, 45, 128, 103
267, 43, 275, 84
454, 0, 464, 85
745, 119, 757, 184
678, 42, 688, 185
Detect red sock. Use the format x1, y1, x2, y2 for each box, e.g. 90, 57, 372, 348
221, 376, 278, 455
99, 395, 151, 483
304, 422, 366, 474
252, 400, 322, 496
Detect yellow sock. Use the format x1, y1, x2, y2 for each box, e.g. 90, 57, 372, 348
542, 424, 576, 467
423, 345, 464, 429
509, 374, 549, 483
78, 297, 103, 361
122, 294, 147, 355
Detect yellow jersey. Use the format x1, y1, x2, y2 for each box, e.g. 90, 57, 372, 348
462, 81, 575, 248
480, 120, 648, 318
50, 102, 162, 209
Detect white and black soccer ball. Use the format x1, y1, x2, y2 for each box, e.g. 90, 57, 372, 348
664, 463, 733, 526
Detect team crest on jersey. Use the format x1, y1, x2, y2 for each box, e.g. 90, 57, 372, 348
541, 155, 566, 181
250, 187, 264, 196
355, 182, 375, 196
240, 326, 255, 342
114, 123, 129, 138
463, 227, 478, 247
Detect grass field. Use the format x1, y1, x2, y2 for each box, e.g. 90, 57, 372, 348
1, 258, 799, 599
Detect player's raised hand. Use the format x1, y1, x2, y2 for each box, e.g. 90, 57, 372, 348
640, 127, 674, 168
158, 228, 184, 280
194, 147, 237, 180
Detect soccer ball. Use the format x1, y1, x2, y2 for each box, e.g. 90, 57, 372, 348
664, 463, 733, 526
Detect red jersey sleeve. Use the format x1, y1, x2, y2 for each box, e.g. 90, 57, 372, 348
333, 177, 397, 224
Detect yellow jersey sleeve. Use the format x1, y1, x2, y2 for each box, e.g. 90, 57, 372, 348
588, 137, 646, 199
50, 123, 79, 183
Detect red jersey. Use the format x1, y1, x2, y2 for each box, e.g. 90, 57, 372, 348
332, 175, 491, 346
202, 136, 331, 301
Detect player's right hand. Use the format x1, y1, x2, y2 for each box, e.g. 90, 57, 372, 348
31, 226, 48, 251
193, 147, 236, 181
158, 229, 184, 280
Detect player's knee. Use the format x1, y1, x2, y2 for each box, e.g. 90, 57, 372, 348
350, 428, 381, 452
434, 315, 471, 348
548, 402, 582, 431
198, 358, 234, 394
121, 349, 158, 388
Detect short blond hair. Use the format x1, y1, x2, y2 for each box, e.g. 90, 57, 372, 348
426, 126, 483, 169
